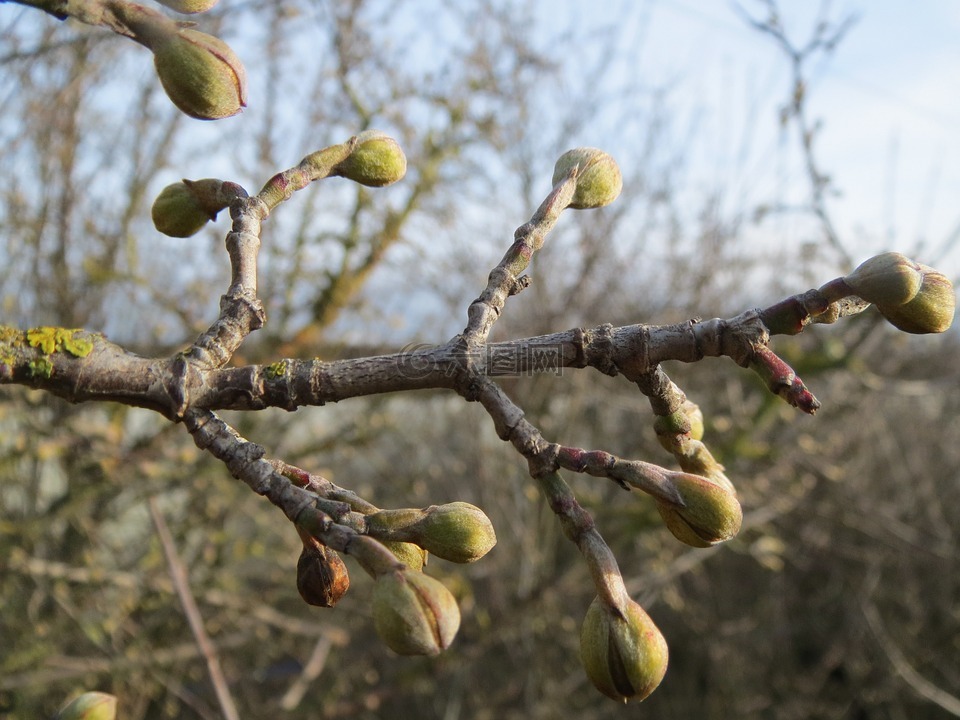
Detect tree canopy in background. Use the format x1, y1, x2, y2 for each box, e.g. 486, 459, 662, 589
1, 1, 958, 719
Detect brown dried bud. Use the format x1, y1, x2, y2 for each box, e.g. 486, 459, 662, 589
152, 29, 247, 120
552, 148, 623, 209
372, 569, 460, 656
876, 265, 955, 334
580, 596, 668, 702
56, 692, 117, 720
296, 544, 350, 608
656, 473, 742, 548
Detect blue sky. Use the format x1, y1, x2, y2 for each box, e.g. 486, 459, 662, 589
614, 0, 960, 275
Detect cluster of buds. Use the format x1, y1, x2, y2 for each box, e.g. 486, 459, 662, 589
295, 500, 495, 657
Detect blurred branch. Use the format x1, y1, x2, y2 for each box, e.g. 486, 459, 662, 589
149, 497, 241, 720
861, 571, 960, 717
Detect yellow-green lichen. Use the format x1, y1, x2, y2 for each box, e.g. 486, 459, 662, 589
26, 327, 93, 358
265, 360, 288, 379
28, 357, 54, 379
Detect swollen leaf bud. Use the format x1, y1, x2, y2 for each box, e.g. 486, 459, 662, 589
296, 545, 350, 608
656, 473, 742, 548
843, 252, 923, 306
552, 148, 623, 209
56, 692, 117, 720
876, 265, 955, 334
153, 29, 247, 120
335, 131, 407, 187
155, 0, 220, 12
151, 179, 225, 237
580, 596, 668, 703
372, 569, 460, 656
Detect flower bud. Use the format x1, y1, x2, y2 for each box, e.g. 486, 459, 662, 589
152, 29, 247, 120
56, 692, 117, 720
155, 0, 220, 12
656, 473, 742, 548
580, 596, 668, 703
151, 180, 223, 237
372, 569, 460, 656
876, 265, 955, 334
552, 148, 622, 209
335, 131, 407, 187
296, 545, 350, 608
413, 502, 496, 563
381, 539, 427, 572
843, 252, 923, 306
366, 502, 497, 564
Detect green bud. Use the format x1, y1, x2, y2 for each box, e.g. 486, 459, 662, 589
153, 29, 247, 120
580, 596, 668, 703
335, 131, 407, 187
414, 502, 496, 563
56, 692, 117, 720
656, 473, 742, 548
155, 0, 220, 12
876, 265, 955, 334
381, 539, 427, 572
552, 148, 623, 209
296, 545, 350, 608
366, 502, 497, 564
843, 252, 923, 306
151, 180, 224, 237
372, 569, 460, 656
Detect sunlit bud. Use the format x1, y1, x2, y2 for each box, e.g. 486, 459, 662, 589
152, 29, 247, 120
580, 596, 668, 703
876, 265, 955, 334
151, 179, 225, 237
335, 131, 407, 187
843, 252, 923, 306
372, 569, 460, 656
412, 502, 496, 563
296, 545, 350, 608
155, 0, 220, 12
381, 539, 427, 572
656, 473, 742, 548
552, 148, 623, 209
56, 692, 117, 720
366, 502, 497, 564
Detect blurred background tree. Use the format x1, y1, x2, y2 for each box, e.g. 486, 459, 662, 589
0, 0, 957, 718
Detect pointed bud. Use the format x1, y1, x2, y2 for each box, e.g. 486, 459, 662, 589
580, 596, 668, 702
296, 545, 350, 608
155, 0, 220, 12
151, 179, 226, 237
552, 148, 622, 209
56, 692, 117, 720
656, 473, 742, 548
372, 569, 460, 656
153, 29, 247, 120
876, 265, 955, 334
335, 131, 407, 187
843, 252, 923, 306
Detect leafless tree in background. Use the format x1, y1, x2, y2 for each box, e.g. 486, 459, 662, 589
1, 1, 957, 719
